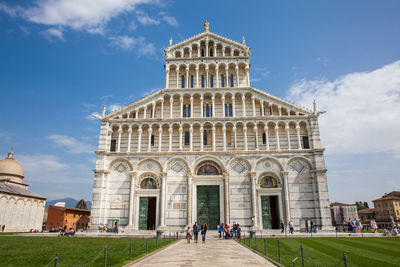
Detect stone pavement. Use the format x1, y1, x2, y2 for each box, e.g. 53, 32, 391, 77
128, 237, 275, 267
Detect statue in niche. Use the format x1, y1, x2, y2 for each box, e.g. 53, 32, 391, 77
140, 178, 157, 189
197, 164, 219, 175
260, 176, 278, 188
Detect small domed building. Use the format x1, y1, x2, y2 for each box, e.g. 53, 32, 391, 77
0, 151, 46, 232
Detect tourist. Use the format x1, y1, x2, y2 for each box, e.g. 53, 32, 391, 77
392, 227, 398, 237
310, 219, 316, 233
63, 220, 68, 233
347, 219, 353, 232
218, 223, 224, 239
114, 222, 118, 234
280, 220, 285, 233
201, 223, 207, 243
224, 224, 230, 238
87, 222, 91, 232
305, 220, 309, 233
289, 220, 294, 234
2, 224, 5, 232
371, 219, 378, 233
186, 226, 192, 243
193, 222, 199, 243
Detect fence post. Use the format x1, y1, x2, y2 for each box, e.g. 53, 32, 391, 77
54, 254, 59, 267
163, 237, 165, 246
146, 239, 149, 254
301, 245, 304, 267
129, 240, 132, 261
343, 253, 348, 267
255, 235, 257, 251
104, 246, 107, 267
264, 238, 267, 256
336, 227, 338, 238
278, 240, 281, 263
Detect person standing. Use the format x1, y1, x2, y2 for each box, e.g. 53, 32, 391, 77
218, 223, 223, 239
305, 220, 309, 233
1, 224, 4, 232
201, 223, 207, 243
193, 222, 199, 243
310, 219, 314, 233
289, 220, 294, 234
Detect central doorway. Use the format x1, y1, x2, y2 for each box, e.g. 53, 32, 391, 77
261, 195, 280, 229
138, 197, 156, 230
196, 185, 220, 230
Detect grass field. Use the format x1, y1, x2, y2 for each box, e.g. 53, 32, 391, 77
239, 237, 400, 267
0, 236, 176, 267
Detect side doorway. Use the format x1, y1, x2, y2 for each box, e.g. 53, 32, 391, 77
138, 197, 157, 230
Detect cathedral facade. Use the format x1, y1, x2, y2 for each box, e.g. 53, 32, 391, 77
91, 23, 332, 233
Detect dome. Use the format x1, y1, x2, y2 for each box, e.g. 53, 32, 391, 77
0, 151, 24, 178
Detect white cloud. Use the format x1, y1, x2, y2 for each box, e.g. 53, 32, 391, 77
109, 35, 156, 56
286, 60, 400, 157
0, 3, 20, 17
109, 35, 137, 50
129, 20, 138, 31
41, 27, 64, 42
47, 134, 95, 154
162, 15, 178, 27
136, 11, 160, 25
316, 57, 329, 67
108, 104, 122, 112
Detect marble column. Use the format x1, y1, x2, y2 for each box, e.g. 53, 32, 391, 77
186, 69, 189, 89
222, 125, 227, 151
179, 126, 183, 151
127, 127, 132, 152
200, 96, 204, 117
143, 106, 147, 119
246, 67, 250, 86
212, 126, 216, 151
211, 96, 215, 117
221, 96, 225, 117
128, 171, 137, 227
117, 127, 122, 152
170, 97, 174, 118
200, 125, 204, 151
165, 68, 169, 89
249, 172, 258, 228
189, 125, 193, 151
187, 172, 193, 226
147, 128, 152, 152
235, 66, 239, 87
296, 126, 301, 149
223, 171, 230, 225
232, 95, 236, 117
286, 124, 291, 150
281, 171, 291, 224
168, 126, 173, 152
160, 172, 167, 227
176, 68, 179, 89
196, 67, 199, 88
254, 125, 259, 151
275, 125, 280, 150
137, 127, 142, 152
232, 126, 237, 150
160, 99, 164, 119
158, 127, 162, 152
261, 101, 265, 117
151, 102, 155, 118
264, 126, 270, 150
252, 96, 256, 116
243, 126, 248, 151
180, 96, 183, 118
190, 96, 194, 118
242, 95, 246, 117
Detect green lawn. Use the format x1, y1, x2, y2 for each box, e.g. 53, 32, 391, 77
0, 236, 176, 267
239, 237, 400, 267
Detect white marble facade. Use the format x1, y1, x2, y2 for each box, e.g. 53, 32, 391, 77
91, 23, 332, 233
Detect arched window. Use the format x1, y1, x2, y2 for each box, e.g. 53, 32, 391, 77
201, 75, 205, 88
210, 75, 214, 88
206, 104, 210, 117
229, 104, 233, 116
224, 104, 228, 117
201, 49, 205, 57
183, 105, 187, 117
203, 130, 208, 145
262, 133, 266, 144
188, 104, 191, 117
221, 74, 225, 87
260, 176, 278, 188
181, 75, 185, 88
190, 75, 194, 88
140, 175, 157, 189
196, 160, 221, 175
230, 74, 234, 87
151, 135, 155, 146
185, 131, 190, 145
210, 49, 213, 57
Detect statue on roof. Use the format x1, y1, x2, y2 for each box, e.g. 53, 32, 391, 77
102, 105, 106, 117
204, 20, 210, 32
313, 99, 317, 114
169, 37, 172, 47
242, 36, 246, 45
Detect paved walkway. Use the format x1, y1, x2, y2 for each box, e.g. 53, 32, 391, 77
129, 237, 275, 267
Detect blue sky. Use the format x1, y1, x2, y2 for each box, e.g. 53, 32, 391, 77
1, 0, 399, 205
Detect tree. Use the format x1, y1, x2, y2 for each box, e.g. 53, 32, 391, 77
355, 201, 368, 211
75, 199, 88, 209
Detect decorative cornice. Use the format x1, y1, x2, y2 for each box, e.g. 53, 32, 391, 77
310, 168, 327, 173
93, 169, 110, 174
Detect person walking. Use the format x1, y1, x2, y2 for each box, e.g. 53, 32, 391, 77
201, 223, 207, 243
218, 223, 224, 239
280, 220, 285, 233
289, 220, 294, 234
193, 222, 199, 243
1, 224, 4, 232
186, 226, 192, 243
310, 219, 315, 233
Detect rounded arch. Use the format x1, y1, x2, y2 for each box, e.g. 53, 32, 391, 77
164, 156, 191, 174
109, 158, 133, 171
255, 156, 284, 172
257, 171, 282, 187
137, 172, 160, 189
192, 155, 225, 175
136, 158, 163, 173
285, 156, 313, 171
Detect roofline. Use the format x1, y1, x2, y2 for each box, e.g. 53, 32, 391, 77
0, 190, 46, 200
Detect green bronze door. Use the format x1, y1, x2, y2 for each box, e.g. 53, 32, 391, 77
197, 186, 220, 229
138, 197, 148, 230
261, 196, 272, 229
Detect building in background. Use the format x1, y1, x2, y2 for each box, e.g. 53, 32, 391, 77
0, 151, 46, 232
46, 205, 90, 231
373, 191, 400, 228
91, 22, 332, 234
358, 208, 375, 229
330, 202, 358, 226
